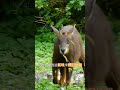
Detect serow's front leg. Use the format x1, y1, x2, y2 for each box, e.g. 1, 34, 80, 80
66, 67, 73, 86
52, 67, 59, 84
59, 67, 66, 87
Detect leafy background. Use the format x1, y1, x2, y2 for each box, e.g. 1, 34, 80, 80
35, 0, 120, 90
0, 12, 35, 89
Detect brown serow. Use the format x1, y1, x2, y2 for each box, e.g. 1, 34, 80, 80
51, 25, 85, 89
85, 0, 120, 89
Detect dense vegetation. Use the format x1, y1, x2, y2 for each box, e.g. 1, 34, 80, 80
0, 1, 35, 89
35, 0, 120, 90
35, 0, 85, 89
35, 0, 85, 30
0, 13, 35, 90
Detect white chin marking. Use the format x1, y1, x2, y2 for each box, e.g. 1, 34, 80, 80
60, 50, 66, 55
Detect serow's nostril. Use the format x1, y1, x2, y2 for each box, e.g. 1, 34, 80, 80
61, 48, 65, 54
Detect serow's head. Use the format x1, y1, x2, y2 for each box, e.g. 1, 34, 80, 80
51, 25, 76, 55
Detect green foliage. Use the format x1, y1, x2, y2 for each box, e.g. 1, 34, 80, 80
36, 27, 55, 43
35, 41, 53, 72
0, 16, 34, 89
0, 16, 34, 38
35, 79, 85, 90
35, 27, 55, 72
35, 0, 85, 29
66, 0, 84, 12
35, 79, 59, 90
110, 17, 120, 34
109, 17, 120, 58
67, 85, 85, 90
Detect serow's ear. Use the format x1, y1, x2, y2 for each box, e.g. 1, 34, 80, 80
51, 25, 59, 37
68, 24, 76, 35
73, 24, 76, 30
